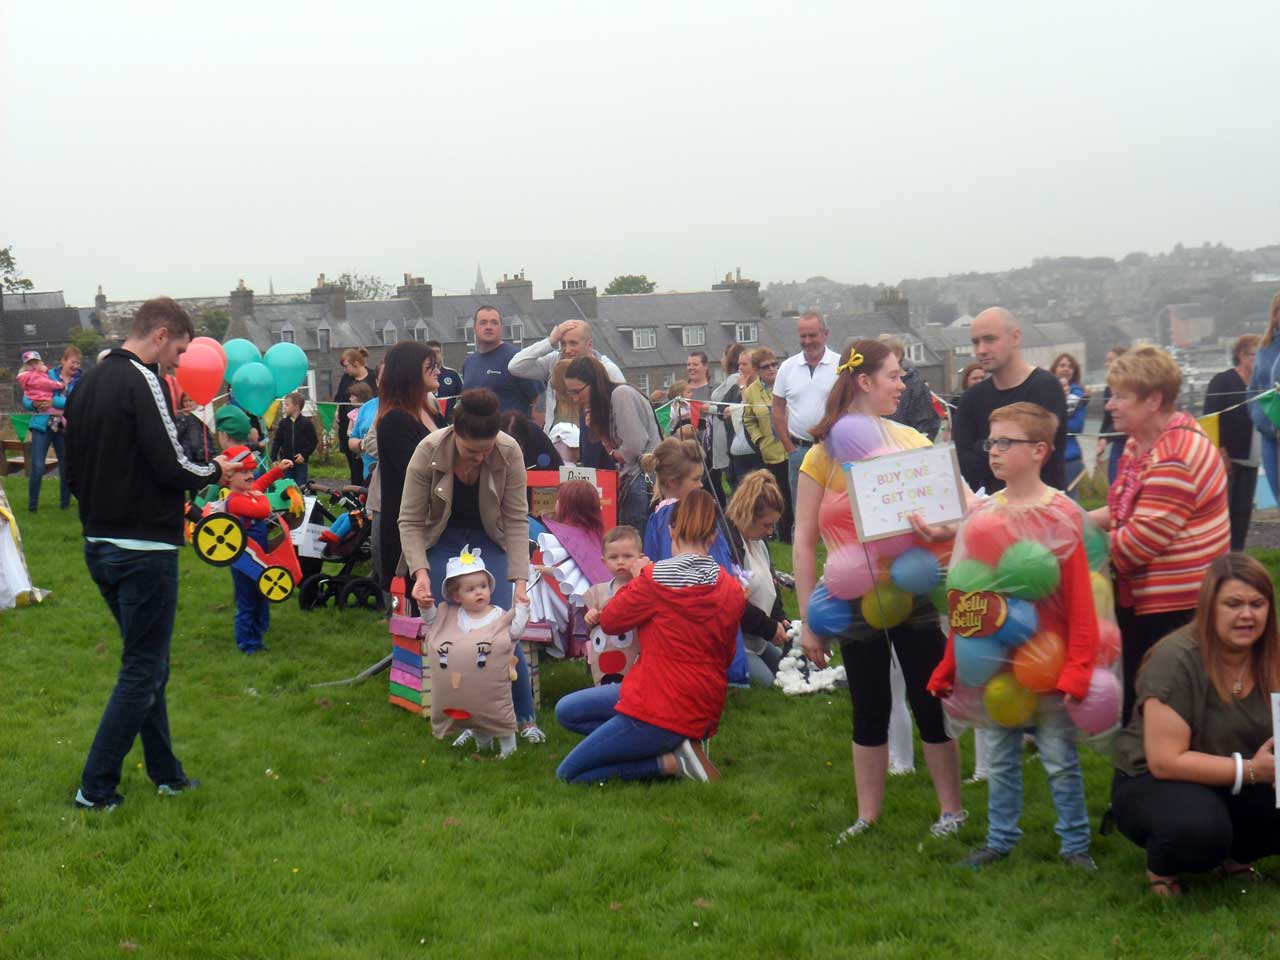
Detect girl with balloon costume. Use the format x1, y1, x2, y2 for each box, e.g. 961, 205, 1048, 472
794, 339, 965, 843
927, 402, 1119, 871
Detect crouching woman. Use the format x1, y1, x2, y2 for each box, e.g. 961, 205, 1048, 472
555, 490, 746, 784
1111, 553, 1280, 896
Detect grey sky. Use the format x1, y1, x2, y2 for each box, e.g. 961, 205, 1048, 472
5, 1, 1278, 305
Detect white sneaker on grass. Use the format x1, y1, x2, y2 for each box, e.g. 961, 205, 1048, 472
929, 810, 969, 838
672, 740, 719, 782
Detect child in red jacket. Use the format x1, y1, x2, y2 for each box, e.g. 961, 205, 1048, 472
555, 491, 745, 784
221, 445, 293, 653
927, 403, 1099, 872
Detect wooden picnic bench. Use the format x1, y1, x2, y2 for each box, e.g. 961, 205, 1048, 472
1, 439, 62, 478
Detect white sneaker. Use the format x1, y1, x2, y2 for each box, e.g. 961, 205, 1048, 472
929, 810, 969, 838
451, 730, 474, 748
888, 764, 915, 777
672, 739, 719, 782
835, 818, 874, 845
519, 724, 547, 744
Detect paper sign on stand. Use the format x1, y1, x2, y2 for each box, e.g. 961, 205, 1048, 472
844, 443, 966, 541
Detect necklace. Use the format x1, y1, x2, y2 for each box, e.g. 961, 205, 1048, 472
1231, 661, 1250, 697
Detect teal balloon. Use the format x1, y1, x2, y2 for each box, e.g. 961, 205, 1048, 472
223, 339, 262, 385
955, 634, 1005, 687
264, 342, 308, 395
947, 557, 998, 595
230, 361, 276, 417
996, 540, 1061, 601
1083, 521, 1109, 571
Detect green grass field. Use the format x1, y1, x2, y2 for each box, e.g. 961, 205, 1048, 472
1, 474, 1276, 959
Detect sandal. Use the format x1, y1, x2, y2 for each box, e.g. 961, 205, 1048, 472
1147, 873, 1182, 898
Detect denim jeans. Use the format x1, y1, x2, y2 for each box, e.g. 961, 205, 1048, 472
291, 461, 309, 489
984, 706, 1090, 855
745, 643, 784, 687
28, 427, 69, 510
786, 446, 808, 521
617, 471, 650, 532
1064, 457, 1084, 502
232, 568, 270, 650
427, 526, 536, 724
80, 542, 186, 800
555, 685, 685, 784
1261, 432, 1279, 505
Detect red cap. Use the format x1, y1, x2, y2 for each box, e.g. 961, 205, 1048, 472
222, 445, 259, 472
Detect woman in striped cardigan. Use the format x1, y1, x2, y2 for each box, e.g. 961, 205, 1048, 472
1089, 346, 1230, 725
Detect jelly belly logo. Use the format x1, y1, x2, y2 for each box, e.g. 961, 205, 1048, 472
948, 590, 1008, 637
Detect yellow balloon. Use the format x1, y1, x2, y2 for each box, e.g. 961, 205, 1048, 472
1090, 571, 1113, 619
861, 579, 913, 630
983, 673, 1038, 727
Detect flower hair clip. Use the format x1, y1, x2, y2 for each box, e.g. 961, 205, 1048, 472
836, 352, 865, 375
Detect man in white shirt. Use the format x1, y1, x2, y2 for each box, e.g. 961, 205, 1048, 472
508, 319, 625, 433
770, 311, 839, 515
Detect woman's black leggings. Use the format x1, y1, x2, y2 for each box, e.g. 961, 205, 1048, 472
840, 622, 950, 747
1116, 605, 1193, 726
1112, 771, 1280, 876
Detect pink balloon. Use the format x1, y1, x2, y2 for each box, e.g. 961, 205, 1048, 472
942, 683, 986, 728
1096, 619, 1121, 667
1065, 667, 1121, 735
191, 336, 227, 366
824, 544, 878, 600
869, 532, 916, 566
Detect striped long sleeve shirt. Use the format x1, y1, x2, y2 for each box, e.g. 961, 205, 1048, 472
1108, 412, 1230, 615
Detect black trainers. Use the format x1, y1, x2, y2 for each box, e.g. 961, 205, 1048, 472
959, 847, 1009, 869
1062, 851, 1099, 873
74, 789, 123, 811
157, 778, 202, 797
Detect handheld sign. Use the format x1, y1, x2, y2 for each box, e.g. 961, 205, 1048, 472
843, 443, 966, 542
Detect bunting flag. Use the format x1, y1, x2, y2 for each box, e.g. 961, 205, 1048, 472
655, 403, 672, 436
262, 398, 282, 431
1259, 391, 1280, 431
8, 415, 32, 443
315, 402, 338, 433
688, 400, 703, 430
1196, 412, 1220, 447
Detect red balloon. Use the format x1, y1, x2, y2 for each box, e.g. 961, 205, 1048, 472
818, 489, 860, 548
176, 343, 226, 405
1096, 619, 1121, 667
191, 336, 227, 366
960, 506, 1019, 567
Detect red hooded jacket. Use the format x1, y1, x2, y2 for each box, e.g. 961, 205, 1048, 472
600, 563, 746, 740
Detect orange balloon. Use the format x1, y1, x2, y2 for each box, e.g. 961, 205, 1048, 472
1012, 629, 1067, 694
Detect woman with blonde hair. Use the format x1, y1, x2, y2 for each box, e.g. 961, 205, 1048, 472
726, 471, 790, 686
1248, 291, 1280, 501
1090, 345, 1230, 724
1111, 553, 1280, 896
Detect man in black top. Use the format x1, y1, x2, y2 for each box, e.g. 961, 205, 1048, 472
1204, 333, 1261, 550
952, 307, 1068, 493
66, 297, 233, 810
425, 340, 462, 416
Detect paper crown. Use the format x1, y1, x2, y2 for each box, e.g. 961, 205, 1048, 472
443, 545, 496, 593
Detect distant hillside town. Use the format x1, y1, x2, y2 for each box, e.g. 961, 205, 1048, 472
3, 240, 1279, 410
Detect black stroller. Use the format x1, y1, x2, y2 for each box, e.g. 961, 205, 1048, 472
296, 480, 385, 612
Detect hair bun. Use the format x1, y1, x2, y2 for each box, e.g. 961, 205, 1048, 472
459, 388, 500, 417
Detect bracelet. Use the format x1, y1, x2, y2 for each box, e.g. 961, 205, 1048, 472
1248, 760, 1256, 787
1231, 752, 1244, 796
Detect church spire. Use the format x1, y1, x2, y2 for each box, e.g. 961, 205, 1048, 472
472, 264, 488, 297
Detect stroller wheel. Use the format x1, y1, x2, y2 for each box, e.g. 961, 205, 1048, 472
298, 573, 341, 611
338, 578, 386, 613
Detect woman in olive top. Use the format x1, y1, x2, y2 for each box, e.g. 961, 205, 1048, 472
1111, 554, 1280, 897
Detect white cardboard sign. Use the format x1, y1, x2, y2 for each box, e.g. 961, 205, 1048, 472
843, 443, 966, 542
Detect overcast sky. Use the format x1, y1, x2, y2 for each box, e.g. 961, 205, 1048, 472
5, 1, 1278, 305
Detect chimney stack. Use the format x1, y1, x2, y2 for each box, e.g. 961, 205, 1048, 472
553, 277, 597, 319
396, 273, 434, 317
230, 278, 255, 321
309, 274, 346, 321
495, 269, 534, 314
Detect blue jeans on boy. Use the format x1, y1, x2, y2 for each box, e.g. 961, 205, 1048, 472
80, 542, 187, 800
28, 426, 69, 511
555, 684, 685, 784
232, 518, 270, 651
984, 707, 1090, 855
291, 461, 309, 489
427, 526, 536, 724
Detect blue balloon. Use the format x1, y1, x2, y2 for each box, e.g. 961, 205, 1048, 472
230, 361, 277, 418
890, 547, 941, 595
955, 634, 1005, 687
807, 581, 853, 639
263, 341, 308, 396
988, 597, 1038, 649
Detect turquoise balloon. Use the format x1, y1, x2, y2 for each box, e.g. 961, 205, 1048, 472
231, 361, 277, 417
264, 341, 308, 396
955, 634, 1005, 687
223, 338, 262, 385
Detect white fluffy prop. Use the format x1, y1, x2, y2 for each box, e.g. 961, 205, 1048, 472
773, 620, 846, 695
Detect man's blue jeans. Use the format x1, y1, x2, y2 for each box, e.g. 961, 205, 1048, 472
984, 707, 1090, 855
787, 446, 808, 519
28, 427, 69, 511
80, 542, 186, 800
555, 685, 684, 784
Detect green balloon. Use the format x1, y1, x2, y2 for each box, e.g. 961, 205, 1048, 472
223, 338, 262, 385
231, 361, 277, 417
264, 341, 308, 396
929, 582, 949, 614
1083, 520, 1109, 571
996, 540, 1061, 601
946, 557, 998, 594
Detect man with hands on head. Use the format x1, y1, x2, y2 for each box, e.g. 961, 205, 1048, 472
508, 318, 625, 433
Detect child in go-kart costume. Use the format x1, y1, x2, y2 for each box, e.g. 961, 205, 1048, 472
221, 445, 293, 653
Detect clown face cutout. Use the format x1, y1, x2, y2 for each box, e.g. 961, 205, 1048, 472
587, 625, 638, 686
